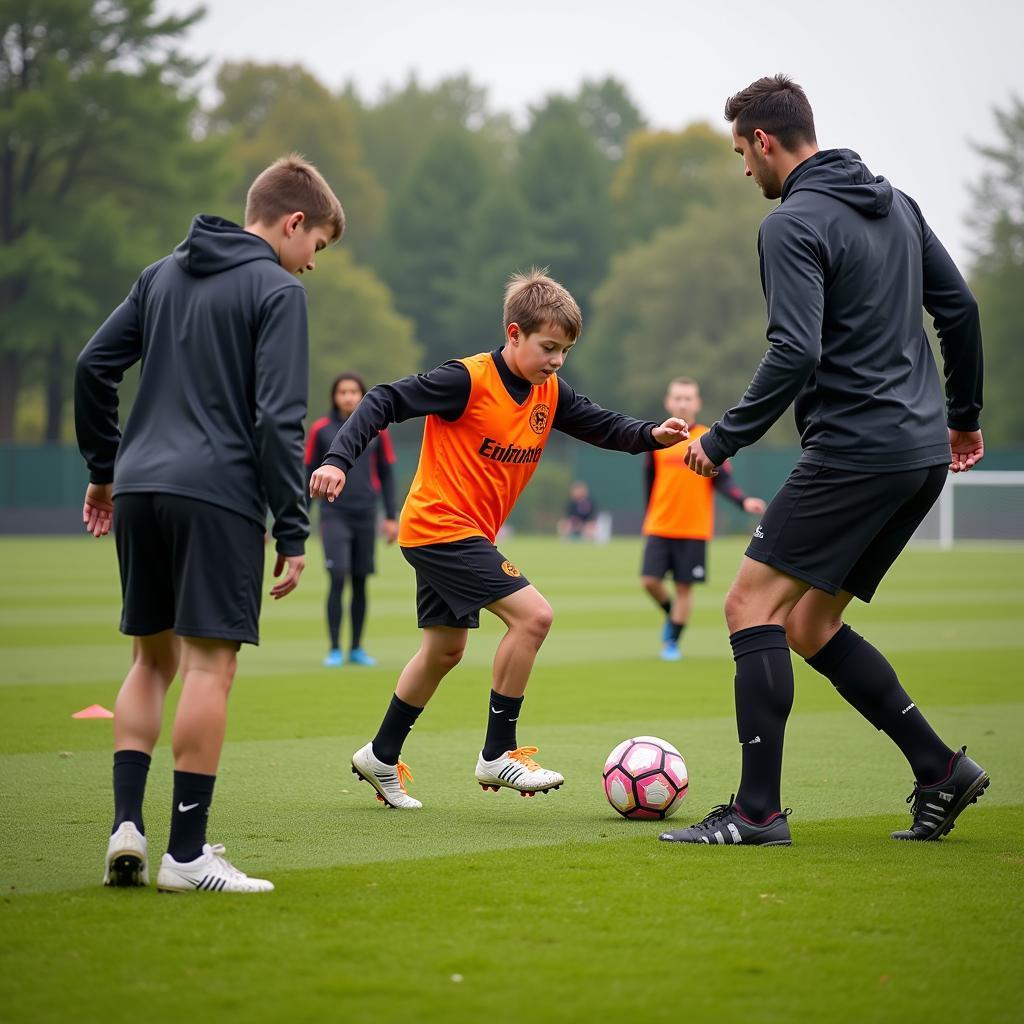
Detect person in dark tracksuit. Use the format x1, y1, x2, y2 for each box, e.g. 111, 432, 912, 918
75, 156, 344, 892
660, 75, 989, 848
306, 372, 398, 668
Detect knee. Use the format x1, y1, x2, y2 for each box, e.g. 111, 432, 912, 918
430, 644, 466, 674
521, 599, 554, 645
786, 614, 842, 660
641, 576, 660, 594
723, 583, 750, 634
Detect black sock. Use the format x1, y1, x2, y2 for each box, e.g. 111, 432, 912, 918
731, 625, 794, 821
371, 694, 424, 765
327, 576, 344, 649
807, 624, 955, 782
658, 598, 672, 616
167, 770, 216, 863
482, 690, 524, 761
112, 749, 151, 835
350, 575, 368, 650
668, 622, 685, 644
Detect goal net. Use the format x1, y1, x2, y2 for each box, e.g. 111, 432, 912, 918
913, 471, 1024, 548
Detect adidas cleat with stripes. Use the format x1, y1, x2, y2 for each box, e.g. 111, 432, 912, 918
103, 821, 149, 887
659, 797, 792, 846
156, 843, 274, 893
351, 741, 422, 809
892, 746, 990, 841
475, 746, 564, 797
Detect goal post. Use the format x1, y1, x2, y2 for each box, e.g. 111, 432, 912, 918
914, 470, 1024, 549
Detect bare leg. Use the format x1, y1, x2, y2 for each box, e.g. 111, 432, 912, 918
642, 575, 670, 611
671, 583, 693, 626
395, 626, 468, 707
171, 638, 238, 775
114, 631, 180, 754
486, 586, 553, 698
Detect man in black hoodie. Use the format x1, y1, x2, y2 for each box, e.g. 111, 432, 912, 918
75, 155, 344, 891
660, 76, 989, 848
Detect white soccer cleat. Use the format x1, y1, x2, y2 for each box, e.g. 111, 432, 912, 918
103, 821, 149, 887
156, 843, 274, 893
476, 746, 564, 797
351, 741, 422, 809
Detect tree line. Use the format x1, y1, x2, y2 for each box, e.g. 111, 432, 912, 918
2, 1, 1021, 444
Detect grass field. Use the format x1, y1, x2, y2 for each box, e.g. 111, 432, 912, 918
1, 533, 1022, 1024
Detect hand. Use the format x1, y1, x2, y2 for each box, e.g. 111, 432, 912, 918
271, 553, 305, 599
652, 417, 689, 447
82, 483, 114, 538
309, 465, 346, 502
742, 496, 767, 515
381, 518, 399, 545
683, 437, 718, 477
949, 429, 984, 473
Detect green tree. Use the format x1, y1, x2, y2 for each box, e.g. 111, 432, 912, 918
611, 124, 738, 245
0, 0, 216, 440
209, 63, 386, 259
303, 248, 422, 402
519, 98, 614, 309
574, 77, 646, 162
969, 97, 1024, 443
378, 127, 489, 368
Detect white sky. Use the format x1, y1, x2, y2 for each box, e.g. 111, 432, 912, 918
162, 0, 1024, 269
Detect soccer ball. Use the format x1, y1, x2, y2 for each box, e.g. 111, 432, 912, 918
602, 736, 688, 819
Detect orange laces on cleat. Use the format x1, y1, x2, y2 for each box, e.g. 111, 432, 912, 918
508, 746, 542, 771
396, 760, 414, 792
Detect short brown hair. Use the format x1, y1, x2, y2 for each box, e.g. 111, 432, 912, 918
503, 268, 583, 341
724, 75, 817, 151
245, 154, 346, 242
667, 376, 699, 393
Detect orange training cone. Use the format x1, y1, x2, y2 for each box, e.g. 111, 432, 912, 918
72, 704, 114, 719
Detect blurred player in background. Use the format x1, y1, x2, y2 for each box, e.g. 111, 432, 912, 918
641, 377, 765, 661
306, 372, 398, 668
558, 480, 599, 540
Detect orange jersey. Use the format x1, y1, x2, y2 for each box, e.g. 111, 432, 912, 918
642, 424, 716, 540
399, 353, 559, 547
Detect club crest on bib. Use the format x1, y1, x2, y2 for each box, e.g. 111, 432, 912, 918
529, 404, 550, 434
501, 560, 521, 578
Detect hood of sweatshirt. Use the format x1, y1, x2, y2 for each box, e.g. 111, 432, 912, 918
172, 215, 282, 277
781, 148, 893, 219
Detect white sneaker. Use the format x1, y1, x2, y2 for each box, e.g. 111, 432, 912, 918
103, 821, 149, 887
476, 746, 564, 797
351, 741, 422, 809
156, 843, 274, 893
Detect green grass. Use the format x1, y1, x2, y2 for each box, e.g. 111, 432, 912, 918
1, 535, 1022, 1024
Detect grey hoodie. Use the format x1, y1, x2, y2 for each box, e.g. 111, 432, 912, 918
701, 149, 983, 472
75, 215, 310, 555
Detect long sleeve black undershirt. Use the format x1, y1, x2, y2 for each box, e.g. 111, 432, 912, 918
323, 349, 659, 472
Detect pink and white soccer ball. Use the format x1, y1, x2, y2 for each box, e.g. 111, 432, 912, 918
602, 736, 688, 819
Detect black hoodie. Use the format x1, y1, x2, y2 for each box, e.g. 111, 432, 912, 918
75, 215, 310, 555
701, 149, 983, 472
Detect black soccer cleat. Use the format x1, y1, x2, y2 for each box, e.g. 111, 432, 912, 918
658, 796, 792, 846
891, 746, 990, 841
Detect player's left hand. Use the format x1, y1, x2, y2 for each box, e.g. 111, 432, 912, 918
309, 464, 346, 502
683, 437, 718, 477
82, 483, 114, 538
949, 428, 984, 473
381, 518, 399, 544
271, 553, 305, 599
742, 496, 767, 515
652, 417, 689, 447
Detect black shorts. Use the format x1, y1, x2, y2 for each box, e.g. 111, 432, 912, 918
745, 461, 948, 602
321, 514, 376, 577
401, 536, 531, 629
114, 493, 265, 645
641, 536, 708, 584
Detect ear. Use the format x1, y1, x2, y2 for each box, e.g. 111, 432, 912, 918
506, 322, 521, 345
285, 211, 305, 236
753, 129, 771, 154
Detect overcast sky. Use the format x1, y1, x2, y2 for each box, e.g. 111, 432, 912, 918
161, 0, 1024, 269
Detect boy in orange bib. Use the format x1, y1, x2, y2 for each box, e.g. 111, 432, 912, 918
641, 377, 766, 661
310, 270, 688, 807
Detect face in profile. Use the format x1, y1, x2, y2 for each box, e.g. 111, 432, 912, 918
279, 214, 333, 275
731, 124, 783, 201
333, 378, 364, 417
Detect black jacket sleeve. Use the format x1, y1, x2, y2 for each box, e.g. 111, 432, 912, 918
374, 437, 399, 519
255, 285, 310, 557
322, 361, 471, 472
711, 460, 748, 508
905, 194, 984, 431
554, 377, 660, 452
702, 212, 824, 465
74, 281, 145, 484
643, 451, 656, 506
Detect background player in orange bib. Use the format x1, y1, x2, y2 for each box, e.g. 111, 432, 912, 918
310, 269, 688, 808
641, 377, 766, 661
